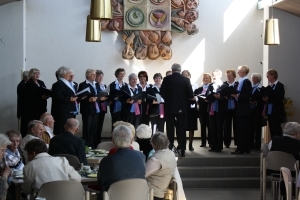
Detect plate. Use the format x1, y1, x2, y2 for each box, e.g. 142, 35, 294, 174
93, 153, 107, 157
86, 154, 93, 158
87, 174, 97, 178
15, 175, 24, 179
92, 149, 106, 154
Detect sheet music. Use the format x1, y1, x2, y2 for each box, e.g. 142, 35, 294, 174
155, 93, 162, 104
76, 87, 91, 96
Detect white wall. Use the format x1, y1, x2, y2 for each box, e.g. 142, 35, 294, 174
0, 0, 264, 136
269, 8, 300, 122
0, 2, 23, 132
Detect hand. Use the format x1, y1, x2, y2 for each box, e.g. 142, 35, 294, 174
204, 100, 209, 102
137, 100, 142, 104
89, 97, 98, 102
2, 166, 12, 179
126, 98, 134, 104
213, 94, 220, 99
231, 94, 238, 98
100, 97, 107, 101
191, 97, 196, 101
70, 97, 78, 102
42, 94, 49, 99
109, 101, 113, 105
263, 96, 268, 103
224, 96, 228, 100
81, 96, 87, 100
153, 100, 159, 104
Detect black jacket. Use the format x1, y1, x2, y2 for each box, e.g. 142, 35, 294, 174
78, 81, 101, 115
236, 79, 252, 116
271, 135, 300, 160
194, 86, 210, 114
17, 80, 26, 119
119, 85, 143, 119
266, 81, 285, 116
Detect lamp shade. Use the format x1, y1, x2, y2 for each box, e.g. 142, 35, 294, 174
86, 15, 101, 42
90, 0, 112, 19
264, 18, 280, 45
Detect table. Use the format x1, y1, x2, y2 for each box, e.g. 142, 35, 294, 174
11, 176, 98, 200
87, 156, 104, 167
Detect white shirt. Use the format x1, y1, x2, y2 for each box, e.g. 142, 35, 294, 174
138, 83, 150, 91
44, 126, 54, 138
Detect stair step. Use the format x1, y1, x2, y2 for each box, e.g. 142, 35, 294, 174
182, 177, 260, 188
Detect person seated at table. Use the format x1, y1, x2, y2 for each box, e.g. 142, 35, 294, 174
108, 121, 139, 155
136, 124, 152, 159
20, 120, 48, 164
269, 122, 300, 160
97, 125, 146, 200
22, 139, 81, 195
40, 113, 55, 144
0, 134, 12, 200
146, 132, 176, 200
4, 130, 24, 170
48, 118, 88, 165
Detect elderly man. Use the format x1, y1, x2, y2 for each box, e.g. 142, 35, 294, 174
40, 113, 55, 144
160, 63, 193, 157
49, 118, 88, 165
20, 120, 46, 164
22, 139, 81, 195
269, 122, 300, 160
97, 125, 145, 200
4, 130, 24, 170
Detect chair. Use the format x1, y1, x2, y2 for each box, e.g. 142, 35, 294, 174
53, 154, 81, 170
281, 167, 293, 200
260, 143, 270, 199
103, 179, 153, 200
37, 180, 85, 200
295, 160, 299, 199
97, 141, 116, 151
261, 151, 296, 200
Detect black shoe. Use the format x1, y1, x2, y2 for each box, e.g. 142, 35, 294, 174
189, 146, 194, 151
208, 149, 215, 152
180, 150, 185, 157
177, 145, 181, 150
200, 144, 206, 147
231, 150, 244, 154
225, 146, 230, 148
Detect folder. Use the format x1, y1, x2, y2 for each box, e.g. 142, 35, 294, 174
98, 91, 108, 98
147, 94, 157, 101
76, 87, 91, 99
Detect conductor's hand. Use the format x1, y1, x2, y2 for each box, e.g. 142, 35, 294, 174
89, 97, 98, 102
70, 97, 78, 102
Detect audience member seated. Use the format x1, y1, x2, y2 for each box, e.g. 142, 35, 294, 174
48, 118, 88, 165
269, 122, 300, 160
108, 121, 139, 155
20, 120, 47, 164
146, 132, 176, 200
40, 113, 55, 144
136, 124, 152, 159
4, 130, 24, 170
0, 134, 12, 200
22, 139, 81, 195
97, 125, 146, 200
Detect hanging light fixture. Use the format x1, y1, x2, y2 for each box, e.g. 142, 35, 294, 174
86, 15, 101, 42
264, 0, 280, 45
90, 0, 112, 20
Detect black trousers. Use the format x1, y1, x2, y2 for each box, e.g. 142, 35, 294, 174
209, 112, 225, 151
250, 110, 262, 149
199, 113, 210, 145
268, 114, 282, 139
166, 114, 187, 151
125, 113, 141, 129
53, 112, 75, 135
140, 102, 150, 125
236, 116, 251, 152
150, 116, 165, 133
223, 109, 237, 147
111, 111, 122, 132
93, 112, 106, 148
20, 116, 28, 138
82, 113, 99, 147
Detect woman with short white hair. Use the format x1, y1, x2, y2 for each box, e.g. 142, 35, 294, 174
0, 134, 12, 200
136, 124, 152, 158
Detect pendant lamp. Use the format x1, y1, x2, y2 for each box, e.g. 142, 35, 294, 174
90, 0, 112, 19
264, 0, 280, 45
86, 15, 101, 42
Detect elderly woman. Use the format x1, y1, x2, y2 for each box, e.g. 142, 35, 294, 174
24, 68, 49, 131
20, 120, 46, 163
136, 124, 152, 158
249, 73, 264, 150
263, 69, 285, 138
181, 70, 198, 151
0, 134, 12, 200
51, 66, 78, 135
146, 132, 176, 200
4, 130, 24, 170
120, 73, 143, 128
231, 66, 252, 154
78, 69, 101, 147
138, 71, 152, 126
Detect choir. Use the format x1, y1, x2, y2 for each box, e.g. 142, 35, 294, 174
17, 65, 285, 154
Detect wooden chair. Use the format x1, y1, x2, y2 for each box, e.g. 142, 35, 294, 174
53, 154, 81, 170
96, 141, 116, 151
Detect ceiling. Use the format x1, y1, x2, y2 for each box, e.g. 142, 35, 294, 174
0, 0, 19, 6
273, 0, 300, 17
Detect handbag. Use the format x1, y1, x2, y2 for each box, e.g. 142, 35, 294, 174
261, 116, 267, 127
280, 112, 287, 123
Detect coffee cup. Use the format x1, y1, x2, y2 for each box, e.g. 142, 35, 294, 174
12, 170, 23, 176
82, 166, 90, 171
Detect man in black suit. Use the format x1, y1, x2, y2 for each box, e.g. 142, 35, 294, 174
51, 66, 78, 135
160, 63, 194, 157
231, 66, 252, 154
97, 125, 145, 200
17, 71, 29, 137
48, 118, 87, 165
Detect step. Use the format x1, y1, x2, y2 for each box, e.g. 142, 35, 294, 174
178, 166, 260, 178
182, 177, 260, 188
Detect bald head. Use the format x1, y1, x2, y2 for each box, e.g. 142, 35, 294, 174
64, 118, 79, 134
40, 113, 55, 129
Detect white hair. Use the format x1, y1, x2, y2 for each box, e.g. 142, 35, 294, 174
0, 133, 11, 147
128, 73, 137, 80
57, 66, 71, 78
171, 63, 181, 73
283, 122, 300, 136
113, 125, 132, 148
136, 124, 152, 139
251, 73, 262, 82
85, 69, 96, 79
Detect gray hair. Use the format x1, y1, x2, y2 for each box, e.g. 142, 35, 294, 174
136, 124, 152, 139
66, 118, 80, 129
29, 68, 40, 78
40, 113, 52, 124
70, 70, 74, 75
128, 73, 137, 80
113, 125, 132, 148
85, 69, 96, 79
22, 71, 29, 79
251, 73, 262, 82
150, 132, 169, 150
57, 66, 71, 78
171, 63, 181, 73
0, 133, 11, 147
28, 120, 43, 134
283, 122, 300, 136
5, 130, 22, 139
